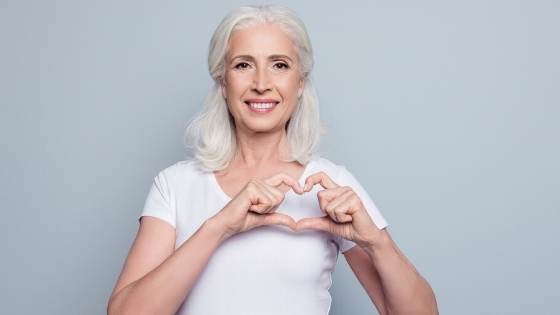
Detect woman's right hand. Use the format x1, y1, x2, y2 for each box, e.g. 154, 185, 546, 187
210, 173, 304, 242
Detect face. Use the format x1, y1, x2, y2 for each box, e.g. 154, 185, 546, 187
221, 23, 304, 133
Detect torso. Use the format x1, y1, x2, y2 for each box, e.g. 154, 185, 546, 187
139, 157, 388, 314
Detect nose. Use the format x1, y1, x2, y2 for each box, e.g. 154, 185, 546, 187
252, 66, 272, 93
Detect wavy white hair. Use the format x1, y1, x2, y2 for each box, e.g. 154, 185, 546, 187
184, 4, 326, 172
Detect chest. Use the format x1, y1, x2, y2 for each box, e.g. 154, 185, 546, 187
213, 164, 307, 199
208, 223, 338, 283
175, 183, 339, 280
228, 191, 335, 267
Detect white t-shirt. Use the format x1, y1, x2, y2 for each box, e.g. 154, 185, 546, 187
139, 156, 389, 315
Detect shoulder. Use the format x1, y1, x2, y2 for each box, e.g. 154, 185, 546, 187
153, 158, 205, 185
311, 156, 347, 181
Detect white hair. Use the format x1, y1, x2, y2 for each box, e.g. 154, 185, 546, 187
184, 4, 326, 172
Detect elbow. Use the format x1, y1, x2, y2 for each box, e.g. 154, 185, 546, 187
107, 285, 140, 315
107, 293, 160, 315
415, 287, 439, 315
420, 301, 439, 315
107, 286, 127, 315
107, 292, 137, 315
107, 301, 141, 315
386, 305, 438, 315
107, 297, 118, 315
420, 295, 441, 315
429, 296, 439, 315
415, 278, 439, 315
385, 292, 439, 315
426, 283, 439, 315
107, 294, 127, 315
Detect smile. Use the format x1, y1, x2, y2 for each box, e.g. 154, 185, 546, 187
245, 101, 279, 113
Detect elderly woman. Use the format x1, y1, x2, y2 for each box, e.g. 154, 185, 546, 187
108, 5, 438, 315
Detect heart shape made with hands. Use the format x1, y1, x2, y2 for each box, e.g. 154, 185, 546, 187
259, 171, 380, 245
274, 171, 347, 231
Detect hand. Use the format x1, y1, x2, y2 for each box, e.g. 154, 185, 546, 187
296, 171, 383, 248
212, 173, 304, 242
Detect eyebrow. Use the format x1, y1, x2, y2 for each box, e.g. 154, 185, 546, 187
230, 54, 294, 63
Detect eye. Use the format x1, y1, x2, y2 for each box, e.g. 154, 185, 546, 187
234, 62, 250, 69
274, 62, 290, 70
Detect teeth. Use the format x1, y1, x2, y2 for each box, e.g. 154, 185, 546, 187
248, 102, 276, 109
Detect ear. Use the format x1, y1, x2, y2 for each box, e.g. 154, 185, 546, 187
298, 77, 305, 98
220, 78, 227, 100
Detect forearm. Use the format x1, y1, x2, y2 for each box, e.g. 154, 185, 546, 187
363, 233, 438, 315
108, 219, 226, 315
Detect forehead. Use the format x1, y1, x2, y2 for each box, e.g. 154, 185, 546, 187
226, 23, 297, 60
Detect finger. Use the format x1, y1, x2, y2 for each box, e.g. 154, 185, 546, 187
249, 203, 282, 214
303, 171, 338, 192
247, 192, 274, 214
252, 180, 280, 212
257, 180, 286, 211
333, 205, 353, 223
264, 173, 304, 194
317, 186, 352, 213
253, 212, 297, 230
245, 181, 269, 209
327, 190, 354, 223
257, 203, 280, 215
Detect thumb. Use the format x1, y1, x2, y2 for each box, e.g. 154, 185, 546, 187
296, 216, 334, 233
252, 212, 297, 230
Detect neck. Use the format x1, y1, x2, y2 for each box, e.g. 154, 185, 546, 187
233, 128, 290, 169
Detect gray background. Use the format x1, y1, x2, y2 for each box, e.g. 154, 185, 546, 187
1, 0, 558, 314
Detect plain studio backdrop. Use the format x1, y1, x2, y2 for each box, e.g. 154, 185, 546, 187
1, 0, 558, 314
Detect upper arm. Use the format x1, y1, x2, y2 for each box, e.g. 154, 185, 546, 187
344, 229, 390, 315
109, 216, 176, 300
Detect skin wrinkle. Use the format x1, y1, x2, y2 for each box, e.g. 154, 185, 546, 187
220, 22, 304, 167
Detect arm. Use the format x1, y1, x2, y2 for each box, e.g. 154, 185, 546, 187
345, 228, 439, 315
344, 244, 389, 315
108, 173, 303, 315
107, 216, 227, 315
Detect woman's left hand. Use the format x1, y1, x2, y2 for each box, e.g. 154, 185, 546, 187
295, 171, 383, 248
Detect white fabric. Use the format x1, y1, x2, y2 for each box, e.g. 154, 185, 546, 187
139, 156, 389, 315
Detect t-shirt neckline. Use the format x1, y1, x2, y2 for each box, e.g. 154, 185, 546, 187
208, 158, 316, 202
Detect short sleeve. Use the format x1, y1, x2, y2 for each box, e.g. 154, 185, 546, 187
138, 170, 176, 228
335, 165, 389, 253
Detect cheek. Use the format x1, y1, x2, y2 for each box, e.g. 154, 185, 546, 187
225, 73, 252, 95
277, 76, 301, 98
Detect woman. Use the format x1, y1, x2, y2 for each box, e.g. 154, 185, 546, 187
108, 5, 438, 315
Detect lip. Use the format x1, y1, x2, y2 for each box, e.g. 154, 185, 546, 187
244, 99, 279, 113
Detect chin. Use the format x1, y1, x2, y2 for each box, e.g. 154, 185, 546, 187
247, 124, 277, 133
244, 120, 285, 133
